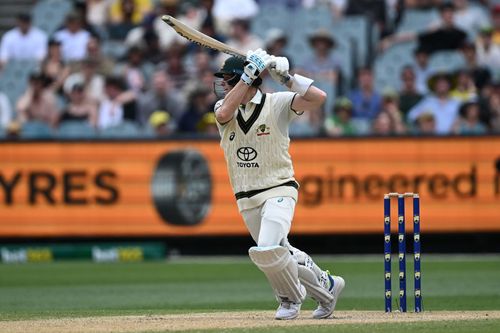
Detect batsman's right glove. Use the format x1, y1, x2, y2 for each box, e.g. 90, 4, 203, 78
241, 48, 272, 86
269, 56, 290, 85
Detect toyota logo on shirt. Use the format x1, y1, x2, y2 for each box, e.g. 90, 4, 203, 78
236, 147, 259, 168
237, 147, 257, 161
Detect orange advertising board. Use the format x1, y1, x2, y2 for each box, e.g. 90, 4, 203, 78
0, 137, 499, 238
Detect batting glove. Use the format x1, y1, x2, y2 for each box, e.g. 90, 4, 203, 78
269, 56, 290, 85
241, 48, 272, 86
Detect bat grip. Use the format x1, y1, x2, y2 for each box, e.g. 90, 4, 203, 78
268, 64, 291, 84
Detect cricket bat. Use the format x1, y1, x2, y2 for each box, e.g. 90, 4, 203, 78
161, 15, 290, 82
162, 15, 245, 58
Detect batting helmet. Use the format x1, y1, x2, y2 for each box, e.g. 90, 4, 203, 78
214, 56, 262, 87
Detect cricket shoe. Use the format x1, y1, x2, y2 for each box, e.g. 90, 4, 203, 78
312, 273, 345, 319
275, 301, 301, 320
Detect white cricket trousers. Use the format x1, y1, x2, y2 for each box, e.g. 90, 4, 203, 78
241, 196, 295, 247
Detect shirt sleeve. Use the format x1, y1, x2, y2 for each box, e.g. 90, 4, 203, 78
271, 91, 300, 137
214, 99, 228, 135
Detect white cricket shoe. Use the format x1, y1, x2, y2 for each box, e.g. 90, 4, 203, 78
312, 274, 345, 319
275, 301, 301, 320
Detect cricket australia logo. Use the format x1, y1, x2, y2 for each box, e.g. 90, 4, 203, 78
236, 147, 259, 168
256, 124, 270, 136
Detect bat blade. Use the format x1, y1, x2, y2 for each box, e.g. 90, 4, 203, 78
162, 15, 290, 83
162, 15, 245, 58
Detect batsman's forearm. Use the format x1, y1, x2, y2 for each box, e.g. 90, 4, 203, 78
302, 85, 327, 106
216, 81, 250, 123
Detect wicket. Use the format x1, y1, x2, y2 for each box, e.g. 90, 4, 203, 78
384, 192, 422, 313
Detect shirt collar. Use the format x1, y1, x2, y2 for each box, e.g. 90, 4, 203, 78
239, 90, 263, 113
249, 89, 263, 105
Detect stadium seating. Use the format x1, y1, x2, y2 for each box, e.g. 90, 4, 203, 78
374, 41, 417, 90
21, 121, 53, 139
99, 121, 142, 138
428, 51, 466, 73
0, 60, 39, 111
315, 80, 336, 116
396, 9, 439, 33
101, 40, 128, 60
251, 5, 292, 38
32, 0, 73, 35
57, 120, 97, 139
332, 16, 370, 67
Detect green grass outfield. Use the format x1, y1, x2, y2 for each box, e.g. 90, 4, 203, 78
0, 254, 499, 332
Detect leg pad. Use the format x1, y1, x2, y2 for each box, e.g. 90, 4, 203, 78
249, 245, 306, 303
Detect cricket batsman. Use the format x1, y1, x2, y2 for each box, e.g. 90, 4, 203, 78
213, 48, 345, 320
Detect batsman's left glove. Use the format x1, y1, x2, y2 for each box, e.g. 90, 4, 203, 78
241, 48, 272, 86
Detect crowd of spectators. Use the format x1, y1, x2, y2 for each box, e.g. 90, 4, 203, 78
0, 0, 499, 139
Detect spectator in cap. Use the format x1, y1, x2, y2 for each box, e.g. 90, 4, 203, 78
5, 121, 21, 140
149, 110, 174, 137
53, 12, 91, 62
262, 28, 292, 93
452, 100, 487, 135
41, 39, 70, 92
196, 112, 218, 135
399, 66, 423, 117
450, 69, 477, 102
407, 72, 461, 134
0, 13, 48, 69
298, 28, 340, 84
264, 28, 289, 61
324, 97, 357, 136
16, 72, 59, 127
475, 26, 500, 73
137, 71, 185, 127
414, 111, 437, 135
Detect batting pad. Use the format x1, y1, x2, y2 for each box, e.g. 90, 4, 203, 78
248, 246, 306, 303
297, 265, 334, 305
